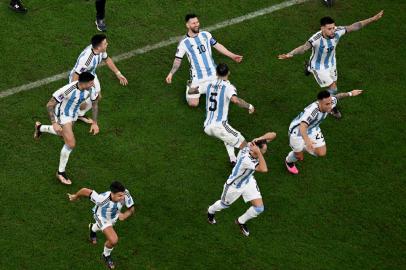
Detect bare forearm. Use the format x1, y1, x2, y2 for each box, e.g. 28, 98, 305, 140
105, 57, 120, 74
92, 99, 99, 123
346, 17, 375, 32
121, 207, 135, 220
258, 132, 277, 142
169, 58, 182, 75
235, 97, 251, 109
288, 41, 312, 56
46, 99, 57, 123
214, 43, 233, 58
257, 153, 268, 172
75, 188, 93, 198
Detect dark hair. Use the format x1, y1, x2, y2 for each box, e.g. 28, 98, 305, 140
185, 13, 198, 22
78, 72, 95, 83
91, 34, 107, 48
216, 63, 229, 77
254, 139, 267, 149
317, 90, 331, 100
320, 16, 335, 26
110, 181, 126, 193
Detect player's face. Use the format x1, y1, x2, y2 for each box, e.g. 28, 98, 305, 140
111, 191, 126, 202
319, 97, 333, 112
187, 18, 200, 34
80, 80, 94, 90
321, 23, 336, 39
98, 39, 108, 52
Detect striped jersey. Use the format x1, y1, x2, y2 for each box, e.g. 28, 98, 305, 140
226, 146, 259, 188
289, 97, 338, 135
52, 81, 97, 118
308, 26, 346, 70
175, 31, 217, 80
70, 45, 108, 77
199, 78, 237, 127
90, 189, 134, 222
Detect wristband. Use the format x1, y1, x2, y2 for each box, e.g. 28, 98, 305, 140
248, 104, 254, 111
116, 71, 122, 76
348, 92, 353, 97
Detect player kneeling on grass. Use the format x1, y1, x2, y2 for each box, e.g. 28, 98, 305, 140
285, 89, 363, 175
207, 132, 276, 237
68, 181, 135, 270
34, 72, 99, 185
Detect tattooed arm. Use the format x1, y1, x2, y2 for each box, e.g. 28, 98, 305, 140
90, 98, 100, 135
230, 95, 255, 114
46, 97, 63, 133
345, 10, 384, 33
335, 89, 363, 100
165, 58, 182, 84
278, 41, 312, 59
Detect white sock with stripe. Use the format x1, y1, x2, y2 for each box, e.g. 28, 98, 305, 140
103, 246, 113, 256
58, 144, 72, 172
40, 125, 57, 135
285, 151, 298, 163
208, 200, 228, 214
238, 206, 262, 224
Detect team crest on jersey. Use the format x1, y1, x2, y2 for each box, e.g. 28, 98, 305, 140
58, 94, 64, 100
80, 67, 87, 72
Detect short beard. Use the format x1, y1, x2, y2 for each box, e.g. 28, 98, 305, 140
191, 27, 200, 34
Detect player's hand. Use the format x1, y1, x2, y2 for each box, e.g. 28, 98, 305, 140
165, 73, 173, 84
372, 10, 384, 21
117, 74, 128, 86
278, 54, 293, 60
52, 122, 63, 134
304, 139, 315, 153
249, 142, 261, 156
89, 123, 99, 135
67, 193, 78, 201
248, 104, 255, 114
118, 212, 126, 221
350, 89, 363, 97
232, 54, 243, 63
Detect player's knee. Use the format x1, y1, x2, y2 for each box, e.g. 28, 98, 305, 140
109, 236, 118, 246
66, 141, 76, 149
254, 205, 264, 214
318, 150, 327, 157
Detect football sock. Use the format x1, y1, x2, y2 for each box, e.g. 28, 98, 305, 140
40, 125, 57, 135
103, 246, 113, 256
58, 144, 72, 172
238, 205, 264, 224
224, 142, 236, 163
91, 223, 100, 233
208, 200, 228, 214
286, 151, 298, 163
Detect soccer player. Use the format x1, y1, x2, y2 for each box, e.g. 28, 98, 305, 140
70, 34, 128, 123
165, 13, 243, 107
278, 11, 383, 118
34, 72, 98, 185
285, 89, 363, 175
188, 63, 255, 166
68, 181, 135, 269
9, 0, 27, 13
207, 132, 276, 237
95, 0, 107, 32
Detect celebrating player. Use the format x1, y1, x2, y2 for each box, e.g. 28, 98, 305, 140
278, 11, 383, 118
188, 63, 254, 166
207, 132, 276, 237
68, 181, 135, 269
34, 72, 98, 185
165, 13, 243, 107
70, 34, 128, 123
285, 90, 363, 175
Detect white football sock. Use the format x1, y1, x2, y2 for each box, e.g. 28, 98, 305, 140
224, 142, 236, 163
286, 151, 298, 163
91, 223, 101, 233
40, 125, 57, 135
208, 200, 228, 214
238, 206, 264, 224
58, 144, 72, 172
103, 246, 113, 256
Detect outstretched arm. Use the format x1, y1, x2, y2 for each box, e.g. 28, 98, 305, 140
230, 95, 254, 114
105, 57, 128, 85
166, 58, 182, 84
254, 132, 277, 143
67, 188, 93, 201
345, 10, 384, 33
213, 43, 243, 63
335, 89, 363, 100
278, 41, 312, 59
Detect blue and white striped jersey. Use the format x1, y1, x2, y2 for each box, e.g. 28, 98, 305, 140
289, 97, 338, 135
175, 31, 217, 80
308, 26, 346, 70
199, 78, 237, 127
90, 189, 134, 222
70, 45, 108, 77
53, 81, 97, 118
226, 146, 259, 188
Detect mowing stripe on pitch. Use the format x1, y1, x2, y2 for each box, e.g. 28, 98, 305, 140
0, 0, 309, 99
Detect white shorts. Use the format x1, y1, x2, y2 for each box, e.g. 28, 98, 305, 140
204, 121, 245, 147
311, 67, 337, 88
186, 74, 217, 99
289, 130, 326, 152
54, 110, 77, 125
221, 177, 262, 206
94, 214, 117, 231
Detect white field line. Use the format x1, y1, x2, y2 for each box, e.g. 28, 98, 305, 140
0, 0, 309, 99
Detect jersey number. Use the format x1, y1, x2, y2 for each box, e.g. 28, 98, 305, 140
197, 44, 206, 54
209, 92, 218, 111
315, 133, 324, 140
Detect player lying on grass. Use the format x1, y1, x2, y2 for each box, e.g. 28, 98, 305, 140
278, 10, 383, 118
68, 181, 135, 270
34, 72, 98, 185
207, 131, 276, 237
285, 89, 363, 175
165, 13, 243, 107
188, 63, 255, 166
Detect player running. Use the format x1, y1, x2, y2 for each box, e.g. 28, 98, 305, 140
278, 11, 383, 118
34, 72, 98, 185
285, 89, 363, 175
70, 34, 128, 123
207, 132, 276, 237
68, 181, 135, 269
165, 13, 243, 107
188, 63, 255, 166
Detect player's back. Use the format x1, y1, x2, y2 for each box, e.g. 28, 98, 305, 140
201, 78, 237, 127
